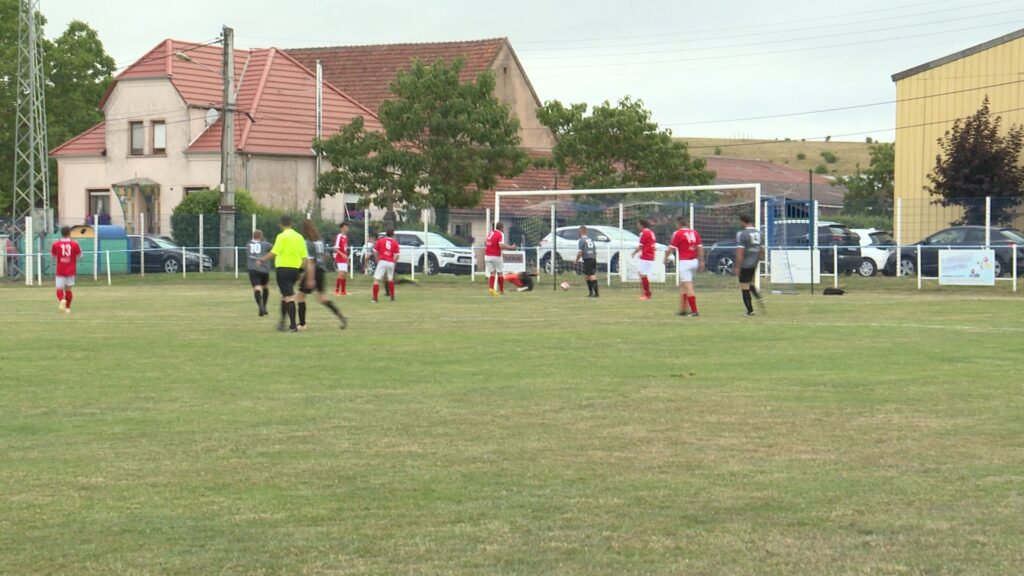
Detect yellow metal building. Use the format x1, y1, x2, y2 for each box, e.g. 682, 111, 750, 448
892, 28, 1024, 242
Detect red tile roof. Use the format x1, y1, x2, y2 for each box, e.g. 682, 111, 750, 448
189, 48, 382, 155
54, 39, 381, 158
285, 39, 506, 113
50, 122, 106, 157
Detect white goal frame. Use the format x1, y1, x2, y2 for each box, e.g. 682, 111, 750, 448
494, 183, 762, 289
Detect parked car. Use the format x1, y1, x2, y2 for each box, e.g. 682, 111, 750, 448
357, 231, 474, 275
705, 220, 862, 275
536, 225, 672, 274
850, 228, 896, 277
883, 225, 1024, 277
128, 235, 213, 273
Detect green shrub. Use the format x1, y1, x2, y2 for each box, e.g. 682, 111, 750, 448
796, 152, 806, 160
714, 146, 722, 156
835, 212, 892, 231
814, 164, 829, 174
821, 150, 838, 164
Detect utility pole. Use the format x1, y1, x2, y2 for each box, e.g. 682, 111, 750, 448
11, 0, 50, 278
219, 25, 236, 271
314, 59, 323, 220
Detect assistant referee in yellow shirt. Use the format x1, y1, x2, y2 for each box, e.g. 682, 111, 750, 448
258, 215, 313, 332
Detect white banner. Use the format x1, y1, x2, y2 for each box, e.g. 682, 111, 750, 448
502, 250, 527, 274
939, 249, 996, 285
770, 249, 821, 284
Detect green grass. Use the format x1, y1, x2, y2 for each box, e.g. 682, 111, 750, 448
1, 274, 1023, 575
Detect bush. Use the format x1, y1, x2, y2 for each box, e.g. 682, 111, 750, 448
714, 146, 722, 156
835, 212, 892, 231
821, 150, 838, 164
796, 152, 806, 160
814, 164, 829, 174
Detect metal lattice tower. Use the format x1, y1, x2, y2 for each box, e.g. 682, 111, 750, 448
10, 0, 50, 276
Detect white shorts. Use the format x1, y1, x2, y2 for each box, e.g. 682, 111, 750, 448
335, 262, 349, 272
485, 255, 503, 274
55, 275, 75, 289
373, 260, 395, 281
677, 259, 699, 282
637, 259, 654, 277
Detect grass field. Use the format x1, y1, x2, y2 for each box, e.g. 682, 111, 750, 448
682, 137, 874, 177
2, 274, 1022, 575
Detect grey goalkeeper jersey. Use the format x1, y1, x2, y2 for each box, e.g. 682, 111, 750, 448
578, 235, 597, 259
306, 239, 333, 272
736, 227, 764, 269
246, 240, 273, 273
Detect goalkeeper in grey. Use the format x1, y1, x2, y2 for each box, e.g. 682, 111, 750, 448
247, 230, 273, 317
735, 214, 764, 316
575, 225, 599, 297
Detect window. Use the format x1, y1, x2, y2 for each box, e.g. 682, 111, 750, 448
184, 187, 208, 197
152, 121, 166, 154
927, 228, 968, 245
870, 232, 895, 246
964, 228, 985, 246
557, 229, 579, 241
87, 189, 109, 216
130, 121, 144, 156
452, 222, 472, 238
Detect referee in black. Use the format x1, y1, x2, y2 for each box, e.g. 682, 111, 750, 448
575, 224, 599, 297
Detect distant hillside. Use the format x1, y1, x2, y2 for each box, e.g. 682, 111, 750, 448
680, 137, 876, 178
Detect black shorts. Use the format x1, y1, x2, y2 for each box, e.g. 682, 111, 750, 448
738, 267, 757, 284
300, 268, 326, 294
276, 267, 301, 297
249, 270, 269, 287
582, 258, 597, 276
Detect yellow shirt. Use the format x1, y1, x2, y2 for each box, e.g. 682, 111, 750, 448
271, 228, 307, 269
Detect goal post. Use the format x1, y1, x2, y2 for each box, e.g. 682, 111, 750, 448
493, 184, 763, 293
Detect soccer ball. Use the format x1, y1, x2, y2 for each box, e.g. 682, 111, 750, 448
560, 281, 570, 291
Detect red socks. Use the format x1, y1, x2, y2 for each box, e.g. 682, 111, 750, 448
388, 281, 395, 299
340, 278, 346, 294
65, 289, 73, 309
373, 284, 380, 300
498, 275, 505, 293
688, 296, 697, 313
56, 289, 64, 302
640, 277, 651, 296
335, 278, 342, 292
488, 275, 495, 290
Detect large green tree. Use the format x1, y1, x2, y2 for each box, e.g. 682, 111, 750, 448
536, 96, 714, 191
835, 142, 894, 216
315, 58, 529, 227
0, 0, 114, 212
927, 97, 1024, 226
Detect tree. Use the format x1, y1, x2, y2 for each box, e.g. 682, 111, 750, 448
927, 97, 1024, 225
835, 142, 894, 216
0, 0, 114, 212
536, 96, 713, 191
315, 58, 529, 227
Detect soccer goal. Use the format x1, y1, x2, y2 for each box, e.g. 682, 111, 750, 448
493, 184, 765, 293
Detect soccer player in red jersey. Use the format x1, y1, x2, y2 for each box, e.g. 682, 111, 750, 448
485, 222, 516, 296
665, 216, 705, 316
333, 222, 350, 295
502, 271, 536, 292
371, 229, 400, 302
630, 219, 656, 300
50, 226, 82, 314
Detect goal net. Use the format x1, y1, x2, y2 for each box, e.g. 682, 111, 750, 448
494, 184, 766, 293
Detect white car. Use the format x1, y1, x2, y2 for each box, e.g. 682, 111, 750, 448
850, 228, 896, 277
536, 225, 672, 274
360, 230, 474, 275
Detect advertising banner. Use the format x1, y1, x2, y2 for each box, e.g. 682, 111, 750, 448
939, 250, 996, 286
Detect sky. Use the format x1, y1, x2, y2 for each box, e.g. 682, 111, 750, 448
41, 0, 1024, 144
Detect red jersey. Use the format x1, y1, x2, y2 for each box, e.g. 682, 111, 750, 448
373, 236, 399, 263
503, 273, 524, 288
638, 228, 656, 261
334, 233, 349, 262
51, 238, 82, 277
670, 228, 702, 260
485, 229, 504, 257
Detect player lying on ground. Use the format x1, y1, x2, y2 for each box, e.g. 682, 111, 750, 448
502, 271, 536, 292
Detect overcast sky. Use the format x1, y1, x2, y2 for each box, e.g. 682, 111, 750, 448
42, 0, 1024, 144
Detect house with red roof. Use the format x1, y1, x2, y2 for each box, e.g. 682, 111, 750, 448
286, 38, 555, 152
51, 39, 382, 235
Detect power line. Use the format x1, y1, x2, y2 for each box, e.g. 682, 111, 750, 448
522, 7, 1024, 61
664, 78, 1024, 126
528, 20, 1024, 69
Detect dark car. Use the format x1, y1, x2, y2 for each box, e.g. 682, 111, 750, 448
883, 226, 1024, 277
128, 235, 213, 274
706, 220, 863, 275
